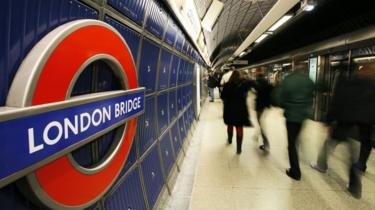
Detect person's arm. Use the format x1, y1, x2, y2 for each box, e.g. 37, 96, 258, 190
271, 80, 285, 107
243, 79, 256, 91
220, 75, 226, 86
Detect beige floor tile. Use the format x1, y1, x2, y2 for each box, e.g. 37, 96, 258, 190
190, 187, 234, 210
194, 165, 233, 187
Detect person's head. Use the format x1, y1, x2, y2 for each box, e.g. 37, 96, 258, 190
293, 56, 308, 72
228, 70, 241, 84
254, 68, 264, 77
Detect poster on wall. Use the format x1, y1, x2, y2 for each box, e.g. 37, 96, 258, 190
309, 57, 318, 83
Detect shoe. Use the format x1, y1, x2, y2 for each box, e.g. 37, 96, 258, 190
286, 169, 301, 181
348, 185, 362, 199
227, 134, 233, 145
348, 167, 362, 199
310, 163, 327, 173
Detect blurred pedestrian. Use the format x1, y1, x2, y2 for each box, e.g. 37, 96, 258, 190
214, 70, 223, 94
253, 68, 273, 151
221, 70, 254, 154
311, 63, 375, 199
207, 71, 218, 102
273, 62, 315, 180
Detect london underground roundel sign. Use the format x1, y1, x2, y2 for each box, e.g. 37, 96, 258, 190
0, 20, 144, 209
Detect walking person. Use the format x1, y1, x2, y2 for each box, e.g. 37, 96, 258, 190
273, 62, 315, 180
221, 70, 254, 154
311, 63, 375, 199
253, 68, 273, 151
207, 71, 218, 102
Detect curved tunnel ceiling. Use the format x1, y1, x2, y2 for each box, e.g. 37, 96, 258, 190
195, 0, 278, 68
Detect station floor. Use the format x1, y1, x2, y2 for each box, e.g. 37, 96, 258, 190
158, 90, 375, 210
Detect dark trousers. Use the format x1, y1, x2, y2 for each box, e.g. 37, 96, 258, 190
257, 108, 269, 147
317, 122, 373, 171
316, 122, 373, 195
286, 121, 303, 177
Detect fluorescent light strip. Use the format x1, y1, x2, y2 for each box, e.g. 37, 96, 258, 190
303, 5, 315, 11
254, 34, 269, 43
268, 15, 293, 32
239, 51, 246, 57
353, 56, 375, 62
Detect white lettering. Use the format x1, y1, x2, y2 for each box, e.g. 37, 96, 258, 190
121, 102, 125, 115
137, 97, 141, 109
92, 109, 102, 127
64, 116, 78, 139
115, 103, 120, 118
28, 128, 44, 154
80, 112, 91, 132
103, 106, 111, 122
43, 121, 63, 145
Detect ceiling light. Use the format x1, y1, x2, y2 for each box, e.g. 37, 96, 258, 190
303, 5, 315, 11
239, 51, 247, 57
353, 56, 375, 62
268, 15, 293, 32
282, 63, 291, 66
301, 0, 317, 12
254, 34, 268, 43
201, 0, 224, 31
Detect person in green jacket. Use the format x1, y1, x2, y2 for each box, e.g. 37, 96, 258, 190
273, 62, 315, 180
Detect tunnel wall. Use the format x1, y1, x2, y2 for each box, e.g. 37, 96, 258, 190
0, 0, 206, 209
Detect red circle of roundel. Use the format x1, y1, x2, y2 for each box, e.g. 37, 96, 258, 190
31, 24, 137, 206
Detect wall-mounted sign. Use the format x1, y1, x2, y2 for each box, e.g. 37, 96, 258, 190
309, 57, 318, 83
0, 89, 144, 181
0, 20, 142, 209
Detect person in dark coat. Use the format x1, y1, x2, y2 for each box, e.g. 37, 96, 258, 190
311, 63, 375, 199
221, 70, 254, 154
253, 68, 273, 151
207, 71, 218, 102
273, 63, 315, 180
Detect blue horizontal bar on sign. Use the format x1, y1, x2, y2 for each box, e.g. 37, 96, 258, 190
0, 88, 145, 187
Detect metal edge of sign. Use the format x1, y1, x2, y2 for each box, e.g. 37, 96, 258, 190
0, 108, 144, 190
64, 51, 129, 176
63, 51, 129, 175
66, 123, 126, 175
65, 53, 129, 98
0, 88, 145, 123
6, 19, 138, 108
